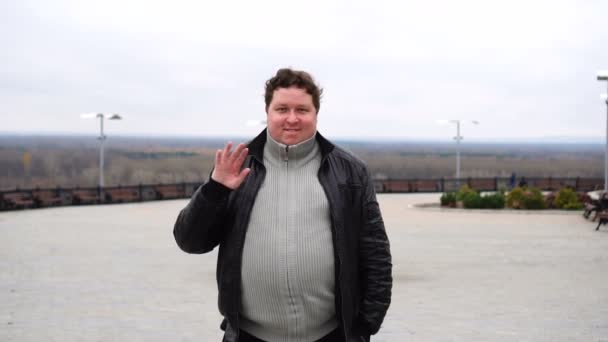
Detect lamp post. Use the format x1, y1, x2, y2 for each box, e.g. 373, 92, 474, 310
438, 119, 479, 185
598, 71, 608, 192
81, 113, 122, 188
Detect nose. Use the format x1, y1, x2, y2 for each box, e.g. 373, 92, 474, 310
286, 110, 298, 123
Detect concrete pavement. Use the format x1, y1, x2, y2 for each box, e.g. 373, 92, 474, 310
1, 194, 608, 341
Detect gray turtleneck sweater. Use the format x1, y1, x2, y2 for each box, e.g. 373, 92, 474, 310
239, 132, 337, 342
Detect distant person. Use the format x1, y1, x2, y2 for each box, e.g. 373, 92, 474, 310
518, 176, 528, 188
173, 68, 392, 342
509, 172, 516, 189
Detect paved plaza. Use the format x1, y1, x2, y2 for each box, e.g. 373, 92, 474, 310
2, 194, 608, 341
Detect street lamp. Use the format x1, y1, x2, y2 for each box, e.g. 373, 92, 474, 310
81, 113, 122, 188
598, 70, 608, 192
438, 119, 479, 184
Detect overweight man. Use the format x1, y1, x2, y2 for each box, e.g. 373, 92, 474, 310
174, 68, 392, 342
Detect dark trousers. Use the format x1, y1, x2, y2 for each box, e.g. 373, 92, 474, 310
239, 329, 343, 342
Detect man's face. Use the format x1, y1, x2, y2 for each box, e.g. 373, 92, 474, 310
266, 86, 318, 146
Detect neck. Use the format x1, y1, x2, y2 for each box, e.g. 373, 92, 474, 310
265, 131, 318, 165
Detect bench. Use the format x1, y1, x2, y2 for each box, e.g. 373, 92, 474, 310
584, 195, 608, 221
411, 180, 439, 192
32, 190, 63, 207
468, 179, 496, 191
105, 188, 140, 203
584, 202, 598, 220
155, 185, 186, 200
2, 192, 35, 209
596, 211, 608, 231
530, 179, 555, 191
72, 189, 100, 205
576, 179, 603, 192
382, 180, 411, 193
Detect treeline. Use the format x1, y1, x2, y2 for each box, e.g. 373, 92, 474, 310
361, 153, 602, 179
0, 135, 603, 190
0, 147, 216, 190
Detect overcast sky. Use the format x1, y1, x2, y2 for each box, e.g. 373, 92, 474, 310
1, 0, 607, 141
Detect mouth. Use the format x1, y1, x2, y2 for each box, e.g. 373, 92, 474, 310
283, 128, 300, 132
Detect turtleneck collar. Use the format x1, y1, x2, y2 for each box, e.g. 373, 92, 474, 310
264, 130, 319, 166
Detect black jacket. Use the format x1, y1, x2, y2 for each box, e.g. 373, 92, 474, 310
174, 130, 392, 342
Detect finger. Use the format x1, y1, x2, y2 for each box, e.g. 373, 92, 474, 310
234, 147, 249, 169
215, 149, 222, 166
222, 142, 233, 161
230, 143, 247, 163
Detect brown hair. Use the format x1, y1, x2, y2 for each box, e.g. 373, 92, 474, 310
264, 68, 323, 113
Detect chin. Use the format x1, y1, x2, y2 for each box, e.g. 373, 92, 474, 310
282, 138, 299, 145
281, 135, 301, 144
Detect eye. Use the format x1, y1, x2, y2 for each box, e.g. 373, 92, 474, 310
275, 107, 288, 113
296, 107, 309, 113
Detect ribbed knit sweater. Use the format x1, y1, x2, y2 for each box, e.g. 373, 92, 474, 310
239, 132, 337, 342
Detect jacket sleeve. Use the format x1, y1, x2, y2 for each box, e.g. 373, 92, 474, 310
357, 166, 392, 334
173, 178, 232, 254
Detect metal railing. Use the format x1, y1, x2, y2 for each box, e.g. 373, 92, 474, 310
0, 177, 603, 211
0, 182, 201, 211
373, 177, 603, 193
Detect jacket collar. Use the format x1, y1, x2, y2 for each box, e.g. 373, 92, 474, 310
247, 128, 335, 162
264, 130, 318, 165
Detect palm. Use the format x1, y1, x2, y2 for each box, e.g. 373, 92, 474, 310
211, 142, 251, 190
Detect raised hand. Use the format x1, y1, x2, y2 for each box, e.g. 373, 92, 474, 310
211, 142, 251, 190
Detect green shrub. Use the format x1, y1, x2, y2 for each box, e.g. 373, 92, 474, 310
555, 188, 583, 210
480, 193, 506, 209
462, 191, 482, 208
456, 184, 478, 201
459, 192, 505, 209
507, 186, 545, 209
564, 202, 584, 210
442, 185, 507, 210
506, 187, 525, 208
521, 188, 545, 209
440, 192, 457, 206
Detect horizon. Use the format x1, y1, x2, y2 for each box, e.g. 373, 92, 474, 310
0, 130, 605, 145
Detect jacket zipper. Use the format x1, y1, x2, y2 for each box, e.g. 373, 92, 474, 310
284, 144, 299, 340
